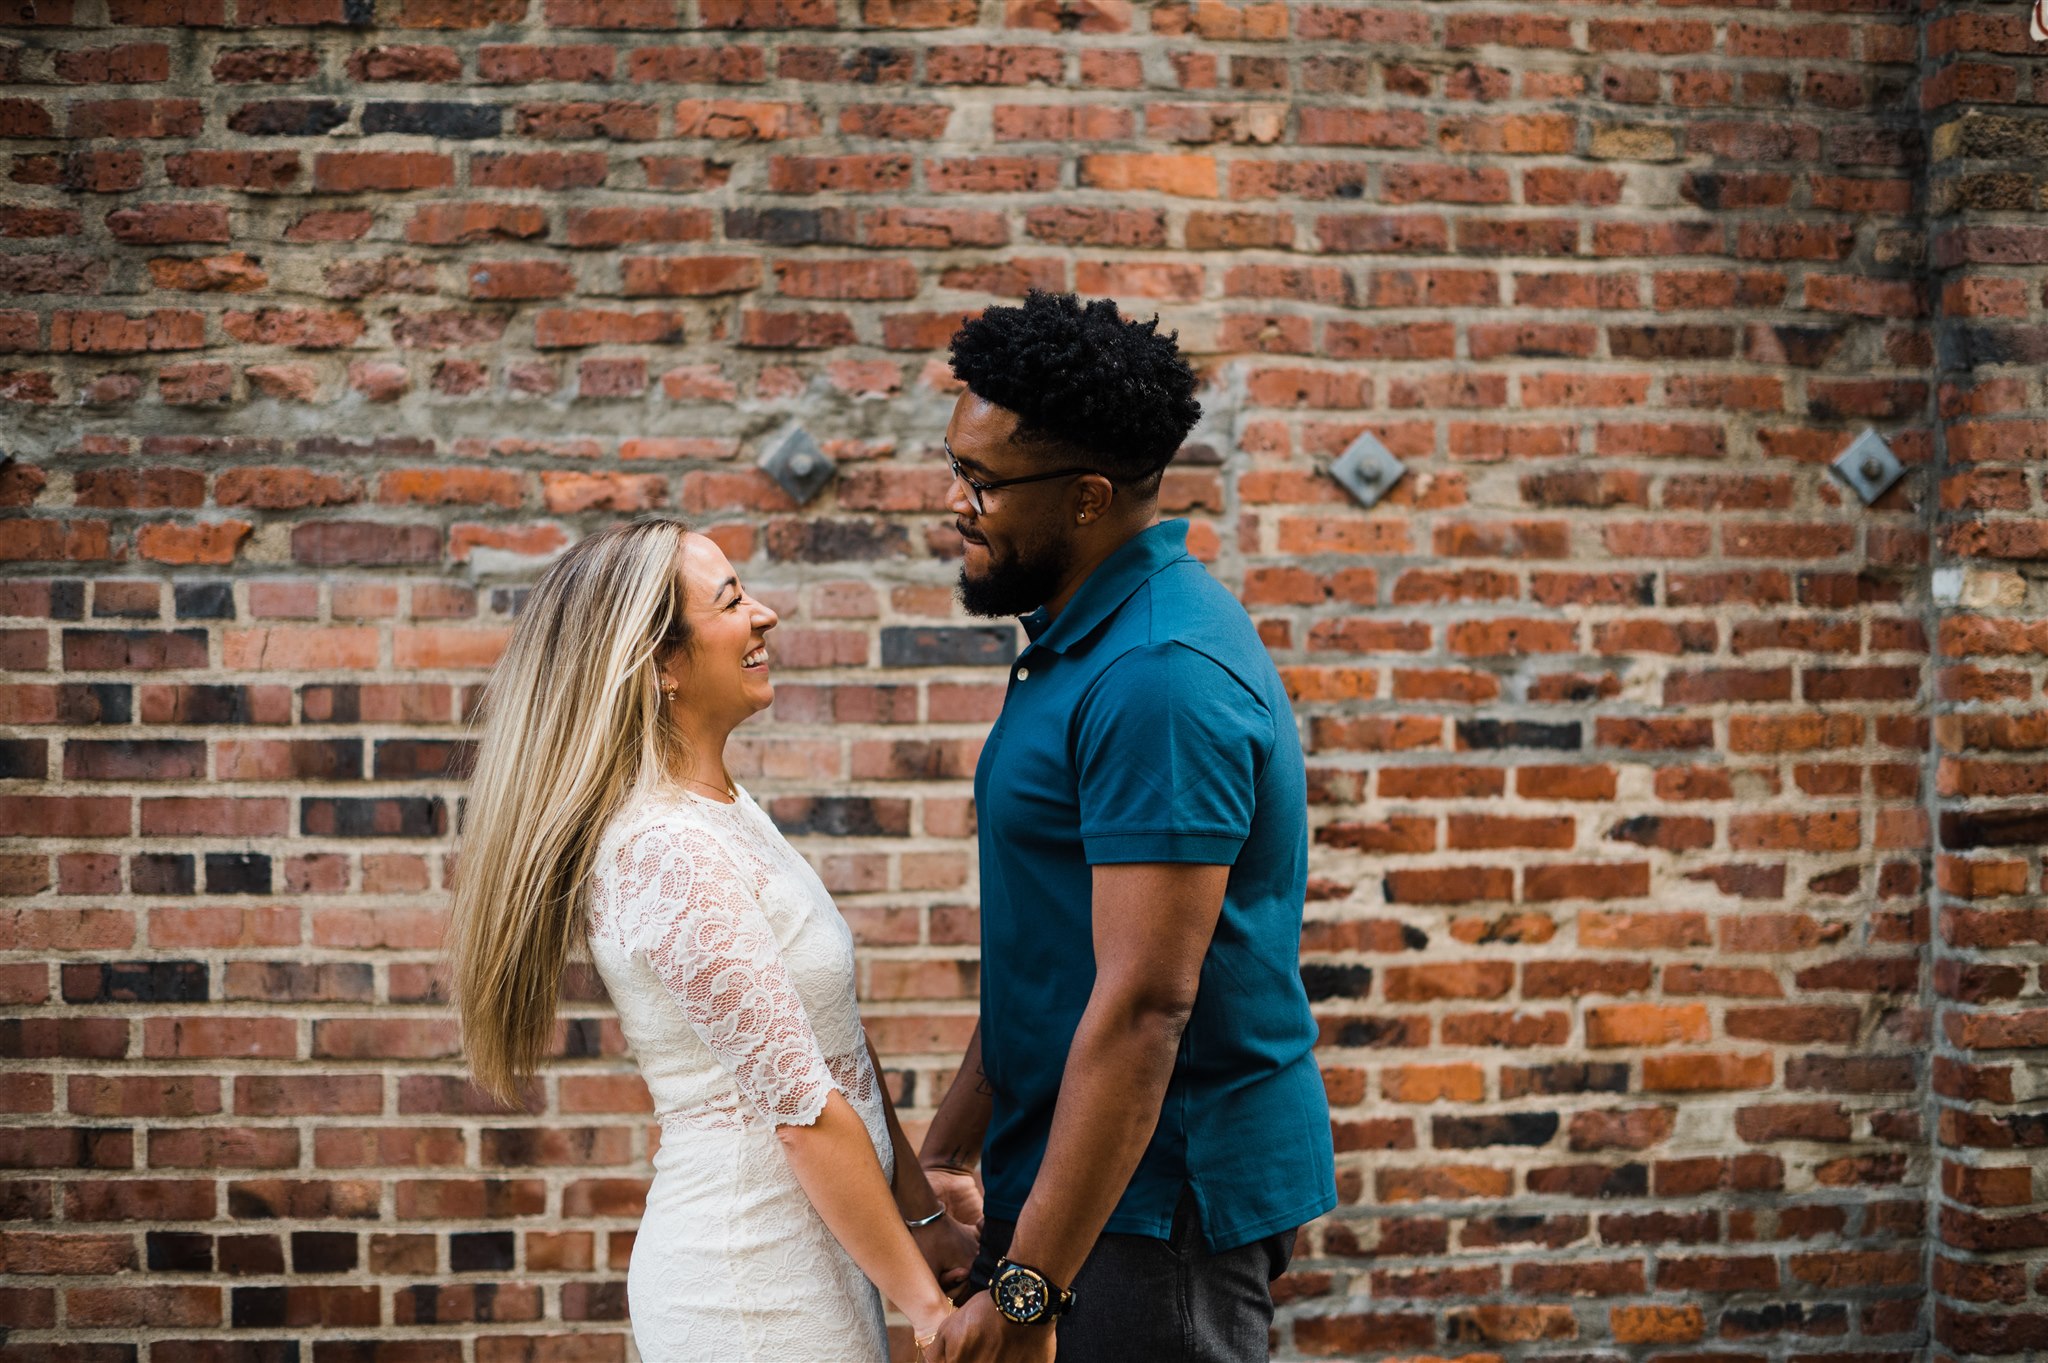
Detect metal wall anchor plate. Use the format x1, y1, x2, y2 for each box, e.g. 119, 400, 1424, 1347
759, 426, 835, 505
1330, 431, 1406, 509
1830, 428, 1904, 506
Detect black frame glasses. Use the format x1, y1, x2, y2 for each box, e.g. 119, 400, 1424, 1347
945, 439, 1111, 515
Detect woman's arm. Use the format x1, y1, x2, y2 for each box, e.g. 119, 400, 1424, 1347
776, 1091, 956, 1341
868, 1035, 978, 1292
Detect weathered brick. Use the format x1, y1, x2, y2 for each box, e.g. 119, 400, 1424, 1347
0, 2, 2025, 1344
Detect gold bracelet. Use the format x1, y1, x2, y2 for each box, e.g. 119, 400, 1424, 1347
914, 1303, 956, 1361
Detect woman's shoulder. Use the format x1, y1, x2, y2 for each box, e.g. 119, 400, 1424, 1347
591, 791, 717, 925
600, 786, 711, 854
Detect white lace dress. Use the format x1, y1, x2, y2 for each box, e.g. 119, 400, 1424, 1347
587, 783, 892, 1363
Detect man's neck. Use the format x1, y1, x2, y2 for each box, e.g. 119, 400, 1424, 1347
1040, 518, 1150, 621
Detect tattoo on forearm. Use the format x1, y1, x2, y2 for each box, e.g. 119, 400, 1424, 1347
973, 1062, 993, 1097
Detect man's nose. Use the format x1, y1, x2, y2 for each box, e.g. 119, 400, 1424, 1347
945, 471, 977, 519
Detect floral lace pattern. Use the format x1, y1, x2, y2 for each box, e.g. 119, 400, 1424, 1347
588, 784, 890, 1361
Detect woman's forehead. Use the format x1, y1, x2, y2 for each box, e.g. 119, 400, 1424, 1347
676, 533, 735, 597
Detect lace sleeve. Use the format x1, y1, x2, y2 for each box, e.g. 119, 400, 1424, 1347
610, 819, 837, 1128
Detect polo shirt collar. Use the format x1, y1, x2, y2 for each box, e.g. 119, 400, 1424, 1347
1021, 519, 1191, 654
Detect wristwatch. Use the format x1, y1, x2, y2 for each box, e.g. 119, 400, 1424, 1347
989, 1258, 1075, 1327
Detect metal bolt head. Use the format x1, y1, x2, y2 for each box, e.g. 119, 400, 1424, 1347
758, 426, 836, 505
1329, 431, 1406, 509
1829, 428, 1904, 507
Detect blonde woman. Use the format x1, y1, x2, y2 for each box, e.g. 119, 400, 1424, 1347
447, 519, 974, 1361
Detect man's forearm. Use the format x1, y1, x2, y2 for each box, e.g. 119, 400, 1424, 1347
919, 1021, 993, 1170
867, 1037, 944, 1219
1002, 997, 1185, 1286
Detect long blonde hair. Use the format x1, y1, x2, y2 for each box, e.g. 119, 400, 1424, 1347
447, 518, 692, 1102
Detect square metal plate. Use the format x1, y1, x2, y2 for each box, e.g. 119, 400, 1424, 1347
1330, 431, 1406, 509
758, 426, 835, 505
1829, 428, 1904, 506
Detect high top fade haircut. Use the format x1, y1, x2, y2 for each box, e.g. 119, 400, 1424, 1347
948, 290, 1202, 499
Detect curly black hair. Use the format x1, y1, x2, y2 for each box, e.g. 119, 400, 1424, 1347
948, 290, 1202, 492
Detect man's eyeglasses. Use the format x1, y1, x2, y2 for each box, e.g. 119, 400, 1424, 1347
945, 439, 1111, 516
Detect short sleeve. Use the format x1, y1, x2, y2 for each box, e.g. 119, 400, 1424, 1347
1075, 642, 1270, 866
608, 822, 836, 1127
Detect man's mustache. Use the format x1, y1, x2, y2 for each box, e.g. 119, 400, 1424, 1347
955, 519, 987, 545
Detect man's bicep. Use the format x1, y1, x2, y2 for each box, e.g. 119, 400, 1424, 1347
1089, 862, 1231, 1017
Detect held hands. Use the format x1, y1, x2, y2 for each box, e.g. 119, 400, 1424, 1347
911, 1209, 979, 1298
912, 1299, 957, 1363
921, 1162, 986, 1236
933, 1290, 1056, 1363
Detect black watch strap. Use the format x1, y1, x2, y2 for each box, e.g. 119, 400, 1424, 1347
991, 1258, 1075, 1326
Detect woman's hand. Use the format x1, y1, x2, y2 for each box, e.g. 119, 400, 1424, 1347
911, 1294, 959, 1363
922, 1161, 985, 1235
911, 1209, 979, 1296
933, 1290, 1055, 1363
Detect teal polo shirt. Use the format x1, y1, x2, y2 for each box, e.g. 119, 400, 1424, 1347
974, 519, 1337, 1253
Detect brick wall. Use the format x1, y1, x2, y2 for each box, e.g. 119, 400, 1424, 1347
1924, 3, 2048, 1353
0, 0, 2043, 1357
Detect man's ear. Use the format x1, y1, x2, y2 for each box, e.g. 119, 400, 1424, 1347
1074, 474, 1116, 525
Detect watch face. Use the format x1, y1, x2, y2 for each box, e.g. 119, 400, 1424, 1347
994, 1267, 1048, 1323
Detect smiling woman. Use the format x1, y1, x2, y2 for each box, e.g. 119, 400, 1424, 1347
657, 533, 781, 800
442, 518, 969, 1361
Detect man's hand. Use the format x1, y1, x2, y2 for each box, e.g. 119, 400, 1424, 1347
933, 1290, 1055, 1363
922, 1161, 985, 1235
911, 1210, 978, 1296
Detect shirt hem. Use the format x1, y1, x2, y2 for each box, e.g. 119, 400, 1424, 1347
1198, 1189, 1338, 1254
979, 1187, 1338, 1256
1082, 830, 1248, 865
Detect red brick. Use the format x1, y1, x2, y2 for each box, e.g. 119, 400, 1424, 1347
1644, 1053, 1775, 1093
476, 42, 613, 81
406, 202, 549, 245
463, 259, 573, 300
775, 258, 919, 300
515, 99, 660, 140
312, 154, 452, 200
619, 255, 763, 297
474, 151, 609, 190
346, 43, 460, 80
1079, 153, 1218, 198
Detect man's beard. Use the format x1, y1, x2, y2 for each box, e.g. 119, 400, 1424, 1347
956, 521, 1074, 619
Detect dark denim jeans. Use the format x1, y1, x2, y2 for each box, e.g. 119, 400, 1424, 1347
967, 1190, 1296, 1363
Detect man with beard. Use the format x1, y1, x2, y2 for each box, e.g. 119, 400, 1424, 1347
918, 292, 1336, 1363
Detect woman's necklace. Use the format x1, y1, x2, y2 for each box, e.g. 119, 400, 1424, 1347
679, 771, 737, 802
